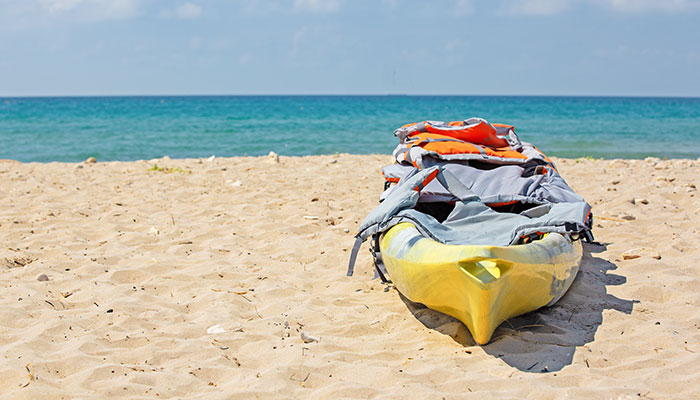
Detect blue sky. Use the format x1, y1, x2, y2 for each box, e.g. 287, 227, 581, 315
1, 0, 699, 96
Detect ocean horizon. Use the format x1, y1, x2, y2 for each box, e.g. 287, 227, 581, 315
2, 95, 699, 162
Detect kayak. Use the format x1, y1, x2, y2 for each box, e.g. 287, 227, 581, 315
379, 222, 583, 345
347, 118, 593, 345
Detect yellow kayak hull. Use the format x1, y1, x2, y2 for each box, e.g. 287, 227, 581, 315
380, 222, 583, 345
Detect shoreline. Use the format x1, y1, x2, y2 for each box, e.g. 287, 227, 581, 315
1, 154, 698, 398
1, 153, 699, 165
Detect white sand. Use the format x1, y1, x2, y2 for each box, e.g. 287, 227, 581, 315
1, 155, 699, 399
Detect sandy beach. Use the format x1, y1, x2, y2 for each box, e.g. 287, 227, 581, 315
1, 154, 699, 399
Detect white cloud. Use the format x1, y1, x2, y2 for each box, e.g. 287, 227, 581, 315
499, 0, 571, 16
188, 35, 202, 49
0, 0, 144, 29
454, 0, 474, 16
236, 0, 284, 16
175, 2, 201, 19
293, 0, 341, 13
444, 39, 464, 52
496, 0, 700, 16
289, 24, 335, 62
291, 27, 308, 56
41, 0, 82, 12
604, 0, 699, 13
158, 2, 202, 20
381, 0, 399, 8
39, 0, 142, 20
238, 53, 252, 65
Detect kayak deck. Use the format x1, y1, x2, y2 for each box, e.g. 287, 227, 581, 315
380, 222, 583, 345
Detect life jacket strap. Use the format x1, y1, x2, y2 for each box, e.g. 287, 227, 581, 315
371, 234, 391, 284
345, 234, 391, 283
346, 236, 363, 277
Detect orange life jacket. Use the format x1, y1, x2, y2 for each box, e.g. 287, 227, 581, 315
399, 119, 513, 148
393, 118, 552, 168
404, 132, 528, 161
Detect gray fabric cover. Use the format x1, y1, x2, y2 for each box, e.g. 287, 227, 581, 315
357, 166, 591, 247
380, 159, 585, 206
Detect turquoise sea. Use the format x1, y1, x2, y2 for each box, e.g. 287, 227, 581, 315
1, 96, 699, 162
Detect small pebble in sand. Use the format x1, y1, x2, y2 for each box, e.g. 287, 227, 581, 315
620, 214, 636, 221
268, 151, 280, 163
632, 198, 649, 205
655, 176, 675, 183
230, 180, 242, 187
300, 332, 320, 343
149, 226, 160, 236
37, 274, 49, 282
84, 157, 97, 164
622, 248, 661, 260
343, 228, 350, 233
207, 324, 226, 334
608, 160, 628, 168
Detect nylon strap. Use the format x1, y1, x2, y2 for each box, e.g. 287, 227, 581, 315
346, 236, 363, 276
371, 234, 391, 283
